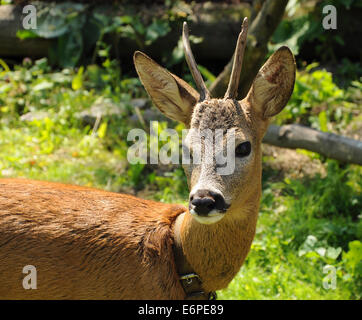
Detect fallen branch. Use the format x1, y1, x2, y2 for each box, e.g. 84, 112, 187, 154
76, 102, 362, 165
263, 124, 362, 165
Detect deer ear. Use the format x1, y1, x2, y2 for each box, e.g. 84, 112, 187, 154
134, 51, 199, 125
246, 46, 296, 119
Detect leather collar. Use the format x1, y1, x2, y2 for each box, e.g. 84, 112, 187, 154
172, 212, 217, 300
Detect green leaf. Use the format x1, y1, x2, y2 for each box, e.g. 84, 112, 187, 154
326, 247, 342, 260
56, 31, 83, 68
270, 17, 310, 55
304, 251, 320, 259
318, 111, 328, 132
33, 80, 54, 91
166, 37, 184, 67
343, 240, 362, 273
335, 35, 345, 46
97, 122, 107, 139
343, 0, 354, 9
34, 3, 85, 39
34, 10, 69, 39
197, 65, 216, 82
72, 66, 84, 90
305, 62, 319, 72
16, 30, 38, 40
316, 247, 326, 257
298, 235, 318, 256
145, 20, 171, 45
0, 58, 10, 74
115, 15, 134, 25
118, 25, 137, 40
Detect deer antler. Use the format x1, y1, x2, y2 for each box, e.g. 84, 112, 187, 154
182, 22, 211, 101
224, 17, 248, 100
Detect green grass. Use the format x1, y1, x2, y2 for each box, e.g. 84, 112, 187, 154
0, 57, 361, 299
218, 163, 362, 299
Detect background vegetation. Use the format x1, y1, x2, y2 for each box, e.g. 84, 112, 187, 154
0, 0, 361, 299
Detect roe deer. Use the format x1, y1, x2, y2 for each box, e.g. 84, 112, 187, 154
0, 18, 295, 299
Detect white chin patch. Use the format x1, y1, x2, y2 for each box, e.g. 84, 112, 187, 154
190, 209, 225, 225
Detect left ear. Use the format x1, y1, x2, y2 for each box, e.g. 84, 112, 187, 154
246, 46, 296, 119
134, 51, 199, 125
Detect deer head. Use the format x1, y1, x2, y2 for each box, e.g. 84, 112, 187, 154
134, 18, 296, 225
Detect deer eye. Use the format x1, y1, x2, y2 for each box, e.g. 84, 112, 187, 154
235, 141, 251, 157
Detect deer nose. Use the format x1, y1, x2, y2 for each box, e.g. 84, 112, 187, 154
189, 189, 226, 216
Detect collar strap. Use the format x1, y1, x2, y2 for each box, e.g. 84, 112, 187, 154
172, 212, 217, 300
179, 273, 217, 300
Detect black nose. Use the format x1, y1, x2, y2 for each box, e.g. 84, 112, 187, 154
190, 189, 226, 216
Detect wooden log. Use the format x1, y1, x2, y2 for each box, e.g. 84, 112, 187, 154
263, 124, 362, 165
0, 3, 250, 60
75, 102, 362, 166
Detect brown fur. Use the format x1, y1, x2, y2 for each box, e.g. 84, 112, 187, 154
0, 179, 186, 299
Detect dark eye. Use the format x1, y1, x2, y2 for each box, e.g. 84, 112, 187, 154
235, 142, 251, 157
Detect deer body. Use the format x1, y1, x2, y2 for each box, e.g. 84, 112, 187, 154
0, 179, 186, 299
0, 19, 295, 299
0, 177, 258, 299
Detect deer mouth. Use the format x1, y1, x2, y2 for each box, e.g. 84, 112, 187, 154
189, 208, 226, 225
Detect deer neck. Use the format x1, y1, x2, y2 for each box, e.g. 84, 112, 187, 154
174, 190, 260, 292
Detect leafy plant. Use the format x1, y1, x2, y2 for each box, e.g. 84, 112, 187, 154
271, 0, 362, 64
342, 240, 362, 293
275, 63, 360, 134
16, 2, 178, 68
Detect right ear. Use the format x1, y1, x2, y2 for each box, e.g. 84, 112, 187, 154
134, 51, 199, 125
245, 46, 296, 119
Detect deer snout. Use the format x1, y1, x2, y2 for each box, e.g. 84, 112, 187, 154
189, 189, 227, 218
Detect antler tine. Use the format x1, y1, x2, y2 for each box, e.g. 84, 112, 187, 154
224, 17, 248, 100
182, 22, 210, 101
